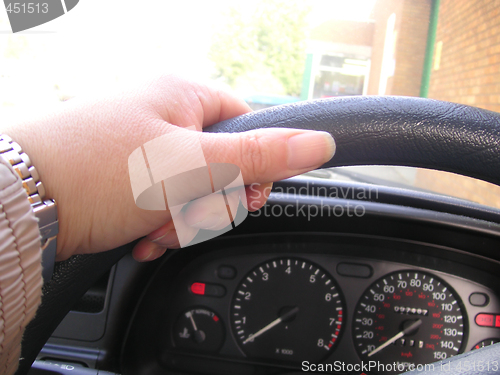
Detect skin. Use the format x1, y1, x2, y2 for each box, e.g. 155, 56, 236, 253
2, 75, 335, 262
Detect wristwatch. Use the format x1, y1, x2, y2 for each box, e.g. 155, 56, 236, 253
0, 134, 58, 282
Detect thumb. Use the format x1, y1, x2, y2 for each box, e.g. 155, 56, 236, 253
130, 127, 335, 260
200, 128, 336, 184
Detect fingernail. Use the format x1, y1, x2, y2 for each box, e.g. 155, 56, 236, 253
192, 213, 222, 229
143, 248, 166, 262
149, 230, 179, 247
287, 131, 336, 170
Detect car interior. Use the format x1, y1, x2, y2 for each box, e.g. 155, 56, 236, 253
2, 1, 500, 375
22, 96, 500, 375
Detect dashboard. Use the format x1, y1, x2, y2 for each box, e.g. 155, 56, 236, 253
35, 177, 500, 375
121, 235, 500, 375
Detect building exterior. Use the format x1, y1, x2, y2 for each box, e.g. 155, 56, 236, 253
303, 0, 500, 208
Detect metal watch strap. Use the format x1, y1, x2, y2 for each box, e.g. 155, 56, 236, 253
0, 134, 58, 282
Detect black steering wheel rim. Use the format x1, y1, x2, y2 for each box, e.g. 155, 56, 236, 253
17, 96, 500, 374
209, 95, 500, 185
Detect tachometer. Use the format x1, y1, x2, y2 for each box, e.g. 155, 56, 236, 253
231, 258, 345, 363
352, 271, 466, 374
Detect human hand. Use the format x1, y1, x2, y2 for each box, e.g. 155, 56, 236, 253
3, 75, 335, 261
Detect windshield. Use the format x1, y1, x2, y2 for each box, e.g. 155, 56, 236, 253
1, 0, 499, 208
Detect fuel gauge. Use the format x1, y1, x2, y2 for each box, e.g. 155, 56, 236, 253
173, 307, 225, 353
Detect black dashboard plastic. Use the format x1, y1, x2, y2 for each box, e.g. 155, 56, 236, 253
35, 177, 500, 375
117, 178, 500, 375
121, 234, 500, 374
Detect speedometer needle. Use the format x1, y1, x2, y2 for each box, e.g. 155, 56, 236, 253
242, 307, 299, 344
367, 319, 422, 357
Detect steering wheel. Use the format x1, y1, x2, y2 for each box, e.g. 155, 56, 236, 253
17, 96, 500, 375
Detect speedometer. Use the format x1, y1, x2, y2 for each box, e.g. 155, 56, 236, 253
352, 271, 467, 373
231, 258, 345, 364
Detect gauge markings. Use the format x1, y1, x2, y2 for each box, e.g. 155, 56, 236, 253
173, 307, 224, 353
352, 271, 466, 373
231, 258, 345, 363
472, 339, 500, 350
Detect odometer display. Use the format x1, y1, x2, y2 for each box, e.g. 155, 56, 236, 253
353, 271, 466, 373
231, 258, 345, 363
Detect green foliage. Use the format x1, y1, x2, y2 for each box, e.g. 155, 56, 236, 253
210, 0, 311, 96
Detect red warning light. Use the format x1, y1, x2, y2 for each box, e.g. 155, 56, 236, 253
213, 315, 219, 322
191, 282, 206, 295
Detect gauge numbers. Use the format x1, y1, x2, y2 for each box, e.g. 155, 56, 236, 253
231, 258, 345, 363
353, 271, 466, 374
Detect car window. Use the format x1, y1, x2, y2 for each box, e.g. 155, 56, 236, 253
1, 0, 499, 208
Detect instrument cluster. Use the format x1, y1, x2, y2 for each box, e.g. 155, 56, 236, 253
136, 238, 500, 374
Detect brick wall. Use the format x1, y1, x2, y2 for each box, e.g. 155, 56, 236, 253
419, 0, 500, 208
428, 0, 500, 112
391, 0, 432, 96
366, 0, 402, 95
367, 0, 431, 96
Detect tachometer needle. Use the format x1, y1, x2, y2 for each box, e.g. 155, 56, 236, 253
242, 307, 299, 344
367, 319, 422, 357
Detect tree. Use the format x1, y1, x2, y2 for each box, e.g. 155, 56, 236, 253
210, 0, 311, 96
